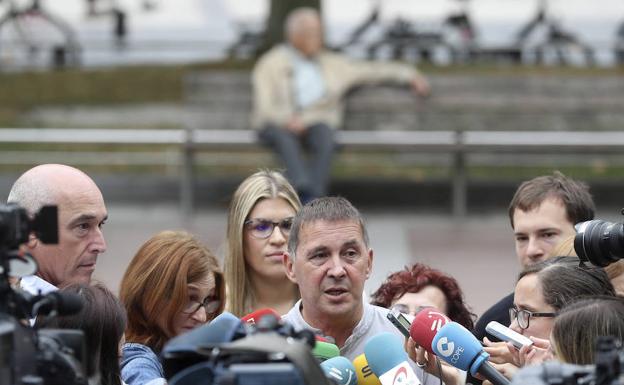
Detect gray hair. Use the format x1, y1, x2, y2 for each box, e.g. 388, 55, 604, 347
284, 7, 320, 39
287, 196, 369, 259
7, 171, 55, 215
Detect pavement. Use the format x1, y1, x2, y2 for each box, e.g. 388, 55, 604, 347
94, 203, 521, 318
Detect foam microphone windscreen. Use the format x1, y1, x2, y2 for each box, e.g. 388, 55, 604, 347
353, 354, 382, 385
313, 340, 340, 362
162, 311, 242, 355
364, 332, 422, 385
320, 356, 357, 385
409, 307, 450, 354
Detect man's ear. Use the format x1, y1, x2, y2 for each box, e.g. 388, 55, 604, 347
365, 248, 373, 279
283, 252, 297, 284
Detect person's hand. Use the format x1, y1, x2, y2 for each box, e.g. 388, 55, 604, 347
410, 74, 431, 97
518, 337, 553, 367
405, 337, 462, 385
480, 362, 519, 385
286, 115, 307, 135
483, 337, 515, 365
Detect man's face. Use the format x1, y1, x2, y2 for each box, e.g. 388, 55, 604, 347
31, 185, 108, 287
284, 219, 372, 324
289, 16, 323, 57
512, 197, 576, 268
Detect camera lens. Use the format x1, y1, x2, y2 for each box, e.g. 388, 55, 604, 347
574, 220, 624, 267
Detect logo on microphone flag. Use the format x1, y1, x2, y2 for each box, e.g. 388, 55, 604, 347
378, 362, 421, 385
436, 337, 455, 357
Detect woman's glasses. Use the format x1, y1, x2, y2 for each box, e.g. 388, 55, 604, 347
182, 296, 221, 317
509, 306, 556, 329
244, 217, 294, 239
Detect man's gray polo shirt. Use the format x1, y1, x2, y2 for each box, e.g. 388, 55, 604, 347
282, 300, 442, 385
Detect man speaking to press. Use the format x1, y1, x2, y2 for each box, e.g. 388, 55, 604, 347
281, 196, 442, 385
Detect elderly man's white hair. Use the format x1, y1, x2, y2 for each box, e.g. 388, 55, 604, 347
284, 7, 320, 38
7, 164, 86, 215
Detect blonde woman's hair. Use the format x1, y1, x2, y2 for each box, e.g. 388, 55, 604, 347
224, 170, 301, 317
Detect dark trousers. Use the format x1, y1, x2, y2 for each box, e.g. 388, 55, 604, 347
259, 123, 335, 200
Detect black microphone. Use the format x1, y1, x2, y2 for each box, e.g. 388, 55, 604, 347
31, 291, 83, 317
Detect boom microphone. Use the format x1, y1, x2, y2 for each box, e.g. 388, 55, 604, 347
364, 332, 421, 385
353, 354, 381, 385
432, 322, 510, 385
409, 307, 450, 354
320, 356, 357, 385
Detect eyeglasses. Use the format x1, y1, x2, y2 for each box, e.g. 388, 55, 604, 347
391, 304, 432, 316
182, 296, 221, 316
509, 306, 556, 330
244, 217, 294, 239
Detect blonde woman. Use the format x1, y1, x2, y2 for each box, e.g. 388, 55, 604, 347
225, 170, 301, 317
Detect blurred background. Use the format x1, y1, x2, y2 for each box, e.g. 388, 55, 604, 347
1, 0, 624, 316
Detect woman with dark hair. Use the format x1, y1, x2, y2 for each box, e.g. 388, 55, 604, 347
484, 256, 616, 382
36, 282, 127, 385
120, 230, 225, 385
370, 263, 475, 329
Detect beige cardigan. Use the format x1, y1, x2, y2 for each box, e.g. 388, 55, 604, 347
251, 45, 420, 129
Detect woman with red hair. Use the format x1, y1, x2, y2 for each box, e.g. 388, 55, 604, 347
371, 263, 475, 385
370, 263, 475, 330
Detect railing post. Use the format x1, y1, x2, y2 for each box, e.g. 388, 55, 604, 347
452, 130, 467, 217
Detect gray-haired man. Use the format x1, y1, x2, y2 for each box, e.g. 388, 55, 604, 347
281, 197, 441, 384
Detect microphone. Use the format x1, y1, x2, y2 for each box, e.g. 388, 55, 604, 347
432, 322, 510, 385
320, 356, 357, 385
353, 354, 381, 385
409, 307, 450, 354
163, 311, 244, 355
241, 308, 280, 324
313, 340, 340, 362
364, 332, 421, 385
31, 291, 83, 317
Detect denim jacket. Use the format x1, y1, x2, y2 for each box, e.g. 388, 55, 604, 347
121, 343, 165, 385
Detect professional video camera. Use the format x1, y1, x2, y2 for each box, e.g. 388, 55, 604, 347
574, 211, 624, 267
511, 336, 624, 385
0, 203, 88, 385
161, 311, 333, 385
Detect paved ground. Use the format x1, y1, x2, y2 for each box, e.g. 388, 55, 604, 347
94, 203, 521, 318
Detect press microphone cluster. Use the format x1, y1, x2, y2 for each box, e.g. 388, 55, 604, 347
409, 307, 510, 385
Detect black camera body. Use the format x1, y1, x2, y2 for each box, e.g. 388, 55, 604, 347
0, 203, 88, 385
161, 312, 330, 385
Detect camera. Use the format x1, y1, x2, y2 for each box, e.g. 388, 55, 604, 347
511, 336, 624, 385
161, 312, 331, 385
0, 203, 88, 385
0, 203, 58, 250
574, 213, 624, 267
